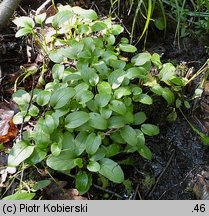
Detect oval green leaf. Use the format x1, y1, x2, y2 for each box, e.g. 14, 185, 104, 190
50, 87, 75, 109
75, 171, 92, 195
65, 111, 90, 129
141, 124, 160, 136
8, 141, 34, 167
99, 158, 124, 183
85, 133, 102, 155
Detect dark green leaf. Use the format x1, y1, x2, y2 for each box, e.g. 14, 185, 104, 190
167, 111, 177, 122
39, 115, 56, 134
60, 43, 84, 59
76, 172, 92, 195
154, 17, 166, 30
151, 84, 164, 95
62, 132, 75, 150
90, 148, 106, 161
76, 90, 94, 105
93, 61, 108, 78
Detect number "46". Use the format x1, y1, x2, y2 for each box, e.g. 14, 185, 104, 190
193, 204, 205, 212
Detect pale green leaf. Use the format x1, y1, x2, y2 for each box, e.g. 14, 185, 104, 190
119, 44, 137, 53
3, 193, 35, 200
109, 100, 126, 115
131, 52, 151, 66
65, 111, 90, 129
87, 161, 100, 172
141, 124, 160, 136
50, 87, 75, 109
120, 125, 138, 146
85, 133, 102, 155
99, 158, 124, 183
46, 150, 77, 171
8, 141, 34, 167
88, 112, 108, 130
159, 63, 176, 82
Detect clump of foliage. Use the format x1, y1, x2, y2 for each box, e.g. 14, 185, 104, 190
9, 5, 188, 195
109, 0, 209, 46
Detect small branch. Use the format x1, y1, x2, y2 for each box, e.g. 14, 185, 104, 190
158, 169, 193, 200
146, 149, 175, 199
93, 184, 124, 199
132, 183, 142, 200
36, 0, 52, 15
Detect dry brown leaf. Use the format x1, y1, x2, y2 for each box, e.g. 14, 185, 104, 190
0, 104, 19, 144
44, 181, 88, 200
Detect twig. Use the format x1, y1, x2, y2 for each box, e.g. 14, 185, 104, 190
93, 184, 124, 199
158, 169, 193, 200
36, 0, 52, 15
132, 183, 142, 200
146, 149, 175, 198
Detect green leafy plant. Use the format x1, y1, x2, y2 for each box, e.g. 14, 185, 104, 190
109, 0, 167, 44
9, 5, 190, 195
